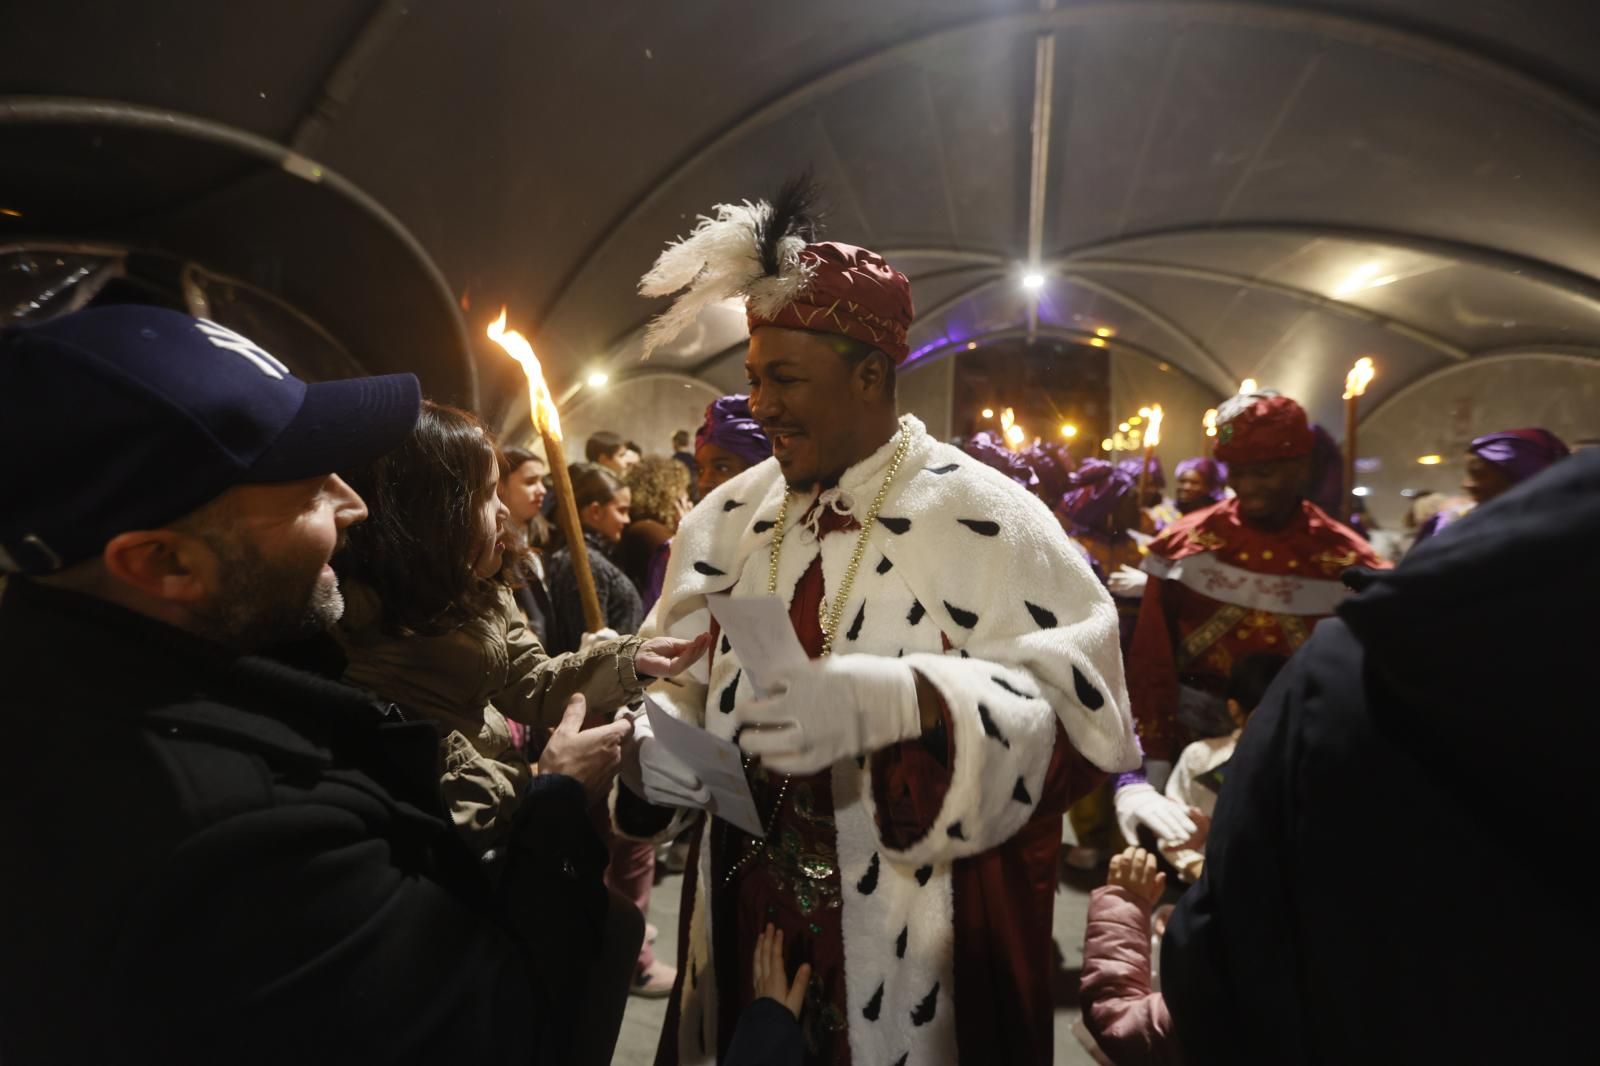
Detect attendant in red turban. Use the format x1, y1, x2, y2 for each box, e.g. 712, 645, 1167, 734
1122, 394, 1385, 784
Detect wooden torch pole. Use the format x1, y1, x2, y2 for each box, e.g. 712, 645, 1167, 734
1341, 357, 1374, 524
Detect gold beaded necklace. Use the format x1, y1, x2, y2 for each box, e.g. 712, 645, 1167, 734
765, 422, 913, 656
722, 423, 914, 886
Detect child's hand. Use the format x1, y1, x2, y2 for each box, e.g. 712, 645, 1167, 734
1107, 847, 1166, 911
636, 633, 712, 678
752, 923, 811, 1020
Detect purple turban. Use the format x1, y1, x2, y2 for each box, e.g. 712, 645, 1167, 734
1058, 458, 1137, 532
1116, 455, 1165, 489
695, 394, 771, 468
963, 432, 1038, 487
1176, 456, 1228, 496
1021, 441, 1075, 499
1469, 428, 1570, 484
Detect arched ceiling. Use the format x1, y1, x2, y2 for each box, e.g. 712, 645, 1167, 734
4, 0, 1599, 434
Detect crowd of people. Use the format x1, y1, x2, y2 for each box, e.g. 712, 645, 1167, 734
0, 188, 1592, 1066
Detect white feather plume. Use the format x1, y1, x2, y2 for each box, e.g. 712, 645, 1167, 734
637, 201, 814, 359
1216, 389, 1280, 427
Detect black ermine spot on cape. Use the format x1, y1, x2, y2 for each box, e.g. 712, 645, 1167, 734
992, 675, 1036, 700
1013, 776, 1033, 804
857, 852, 880, 894
959, 649, 970, 658
944, 602, 979, 629
896, 926, 909, 957
892, 1055, 909, 1066
846, 603, 866, 641
722, 499, 745, 511
753, 519, 776, 534
863, 982, 884, 1021
957, 518, 1000, 537
720, 634, 731, 655
693, 561, 726, 577
855, 754, 867, 768
876, 554, 894, 574
915, 865, 933, 886
907, 599, 926, 626
1073, 666, 1106, 711
911, 982, 940, 1026
719, 672, 741, 714
1025, 601, 1057, 629
926, 462, 960, 475
879, 516, 912, 535
977, 703, 1010, 748
946, 821, 965, 840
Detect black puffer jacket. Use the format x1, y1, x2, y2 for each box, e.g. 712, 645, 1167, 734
1162, 449, 1599, 1064
0, 578, 605, 1065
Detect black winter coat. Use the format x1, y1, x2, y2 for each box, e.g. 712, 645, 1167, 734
0, 578, 605, 1065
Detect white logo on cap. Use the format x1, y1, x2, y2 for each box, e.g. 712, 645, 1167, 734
195, 319, 290, 380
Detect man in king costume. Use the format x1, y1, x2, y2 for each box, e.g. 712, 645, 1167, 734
1124, 392, 1385, 769
616, 183, 1141, 1065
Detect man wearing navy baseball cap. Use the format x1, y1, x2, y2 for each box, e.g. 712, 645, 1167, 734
0, 307, 577, 1064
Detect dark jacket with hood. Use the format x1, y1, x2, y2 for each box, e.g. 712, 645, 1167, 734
0, 578, 606, 1066
1161, 448, 1598, 1065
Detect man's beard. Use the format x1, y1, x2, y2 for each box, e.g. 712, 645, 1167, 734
190, 534, 345, 650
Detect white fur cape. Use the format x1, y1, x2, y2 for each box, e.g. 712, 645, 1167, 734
633, 416, 1140, 1065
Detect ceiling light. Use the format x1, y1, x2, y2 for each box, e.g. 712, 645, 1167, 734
0, 207, 21, 218
1239, 378, 1258, 394
1089, 337, 1107, 348
1118, 422, 1131, 433
1332, 261, 1384, 298
1138, 407, 1152, 418
1060, 424, 1078, 438
1022, 272, 1046, 291
586, 371, 609, 388
1095, 327, 1114, 338
1352, 486, 1371, 497
966, 341, 978, 350
1101, 438, 1114, 451
981, 408, 994, 419
1416, 454, 1443, 465
1129, 416, 1142, 427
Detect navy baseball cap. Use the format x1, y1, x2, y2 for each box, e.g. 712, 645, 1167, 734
0, 305, 422, 574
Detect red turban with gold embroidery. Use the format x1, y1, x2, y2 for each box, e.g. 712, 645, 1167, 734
1214, 394, 1315, 465
745, 242, 914, 364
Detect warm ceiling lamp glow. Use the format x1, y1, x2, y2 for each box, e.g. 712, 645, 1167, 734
966, 341, 978, 350
1239, 378, 1258, 394
1089, 337, 1108, 348
1101, 438, 1114, 451
586, 370, 610, 388
1138, 407, 1152, 418
1022, 272, 1046, 291
1416, 454, 1444, 466
981, 407, 994, 419
1352, 486, 1371, 497
0, 207, 21, 218
1060, 423, 1078, 438
1095, 327, 1114, 338
1332, 261, 1384, 298
1129, 415, 1142, 427
1118, 422, 1131, 433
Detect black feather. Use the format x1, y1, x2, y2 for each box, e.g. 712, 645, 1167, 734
755, 172, 823, 276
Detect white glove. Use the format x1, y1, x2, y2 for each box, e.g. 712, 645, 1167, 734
1107, 565, 1148, 599
738, 655, 921, 775
1114, 782, 1197, 847
579, 626, 620, 652
619, 709, 711, 810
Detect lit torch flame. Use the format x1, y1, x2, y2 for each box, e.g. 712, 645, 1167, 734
487, 307, 562, 440
1000, 407, 1025, 449
1145, 404, 1164, 449
1343, 356, 1375, 400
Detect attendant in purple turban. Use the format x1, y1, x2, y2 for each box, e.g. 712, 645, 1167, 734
693, 394, 772, 498
1413, 427, 1570, 547
1058, 459, 1146, 647
1118, 455, 1179, 532
1174, 457, 1228, 515
963, 430, 1039, 488
1023, 441, 1076, 501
